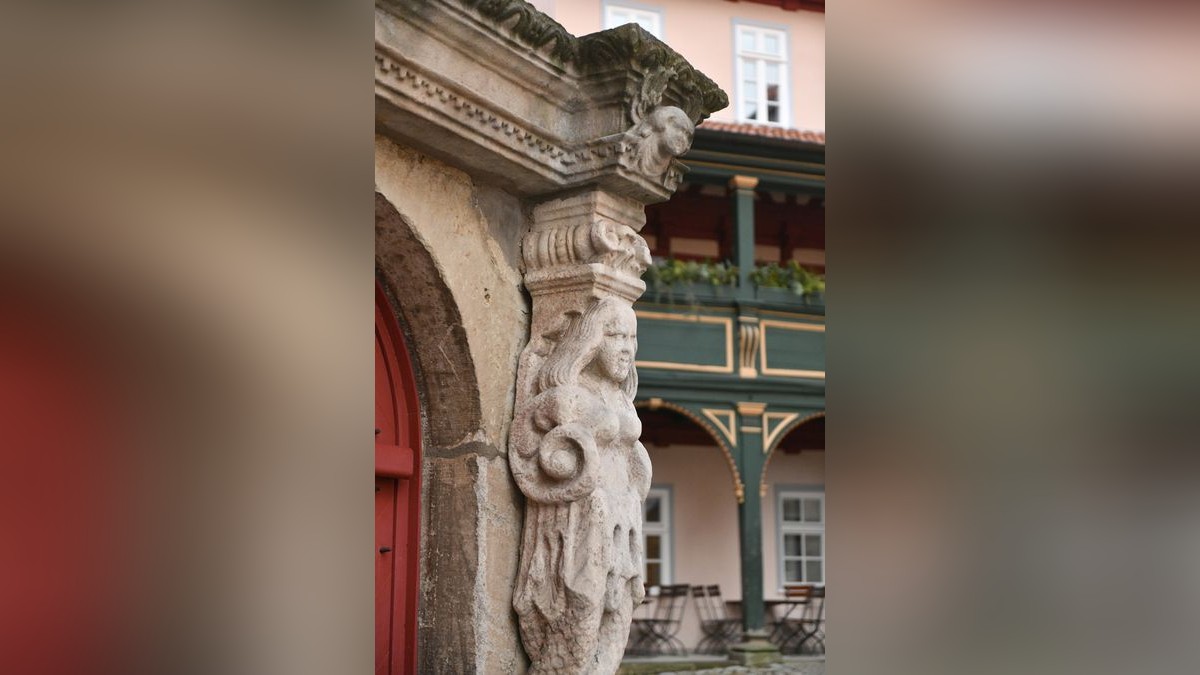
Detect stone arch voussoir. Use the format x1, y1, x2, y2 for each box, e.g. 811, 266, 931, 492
375, 191, 483, 450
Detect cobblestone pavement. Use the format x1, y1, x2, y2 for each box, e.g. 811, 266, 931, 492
661, 659, 824, 675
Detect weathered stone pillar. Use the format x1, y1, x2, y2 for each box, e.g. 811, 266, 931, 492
375, 2, 726, 670
509, 189, 653, 674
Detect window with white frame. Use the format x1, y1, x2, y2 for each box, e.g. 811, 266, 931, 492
604, 4, 662, 39
778, 490, 823, 586
735, 24, 788, 125
643, 487, 672, 586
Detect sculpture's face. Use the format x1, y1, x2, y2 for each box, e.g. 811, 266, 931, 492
596, 308, 637, 382
654, 107, 694, 157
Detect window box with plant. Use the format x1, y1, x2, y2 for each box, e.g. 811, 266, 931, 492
643, 258, 738, 304
642, 258, 824, 308
750, 261, 824, 307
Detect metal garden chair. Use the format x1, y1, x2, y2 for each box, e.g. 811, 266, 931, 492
629, 583, 690, 656
691, 585, 742, 655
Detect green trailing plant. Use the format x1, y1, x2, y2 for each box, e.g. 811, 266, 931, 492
647, 257, 824, 300
748, 261, 825, 298
644, 258, 738, 288
643, 258, 738, 307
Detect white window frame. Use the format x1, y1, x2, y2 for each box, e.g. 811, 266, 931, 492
777, 488, 824, 589
733, 22, 790, 126
643, 485, 673, 586
603, 1, 664, 40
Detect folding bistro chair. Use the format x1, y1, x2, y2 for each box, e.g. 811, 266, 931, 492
792, 585, 824, 655
625, 588, 657, 657
691, 585, 742, 655
770, 584, 812, 653
632, 584, 690, 656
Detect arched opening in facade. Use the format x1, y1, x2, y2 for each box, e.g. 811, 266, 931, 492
635, 402, 743, 650
761, 413, 825, 597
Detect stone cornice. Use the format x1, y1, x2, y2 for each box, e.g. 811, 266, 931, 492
381, 0, 726, 121
375, 0, 728, 203
573, 24, 728, 124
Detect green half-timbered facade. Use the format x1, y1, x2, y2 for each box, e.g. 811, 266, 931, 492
634, 123, 825, 639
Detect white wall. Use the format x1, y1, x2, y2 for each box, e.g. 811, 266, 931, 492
762, 448, 826, 597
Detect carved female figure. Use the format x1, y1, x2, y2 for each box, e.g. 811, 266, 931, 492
510, 297, 652, 674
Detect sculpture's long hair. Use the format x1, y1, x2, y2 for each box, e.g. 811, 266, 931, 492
536, 297, 637, 400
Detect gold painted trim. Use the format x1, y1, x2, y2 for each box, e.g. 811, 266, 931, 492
741, 426, 763, 433
759, 319, 826, 379
701, 408, 738, 448
755, 308, 825, 322
635, 310, 734, 374
729, 175, 760, 190
763, 412, 801, 454
736, 401, 768, 416
636, 399, 746, 504
759, 411, 825, 497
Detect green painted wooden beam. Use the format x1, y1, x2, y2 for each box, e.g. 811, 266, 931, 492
735, 402, 768, 634
731, 176, 759, 299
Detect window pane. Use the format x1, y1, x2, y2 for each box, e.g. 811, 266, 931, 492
767, 104, 779, 123
608, 9, 628, 26
766, 85, 780, 104
803, 498, 822, 523
765, 62, 780, 85
785, 560, 803, 583
784, 534, 803, 556
782, 498, 801, 522
739, 29, 756, 52
646, 562, 661, 587
646, 534, 661, 559
805, 561, 822, 584
644, 496, 661, 523
763, 32, 780, 55
805, 534, 822, 557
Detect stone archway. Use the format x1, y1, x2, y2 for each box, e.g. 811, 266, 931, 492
375, 189, 526, 673
375, 191, 483, 448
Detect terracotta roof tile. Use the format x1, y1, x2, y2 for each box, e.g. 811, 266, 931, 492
698, 120, 826, 145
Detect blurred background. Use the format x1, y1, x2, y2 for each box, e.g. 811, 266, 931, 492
2, 1, 1199, 674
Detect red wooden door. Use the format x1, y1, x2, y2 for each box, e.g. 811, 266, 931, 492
375, 283, 420, 675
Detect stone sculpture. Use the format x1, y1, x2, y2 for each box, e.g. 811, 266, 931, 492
510, 296, 652, 674
626, 106, 695, 177
503, 37, 702, 675
510, 198, 687, 675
